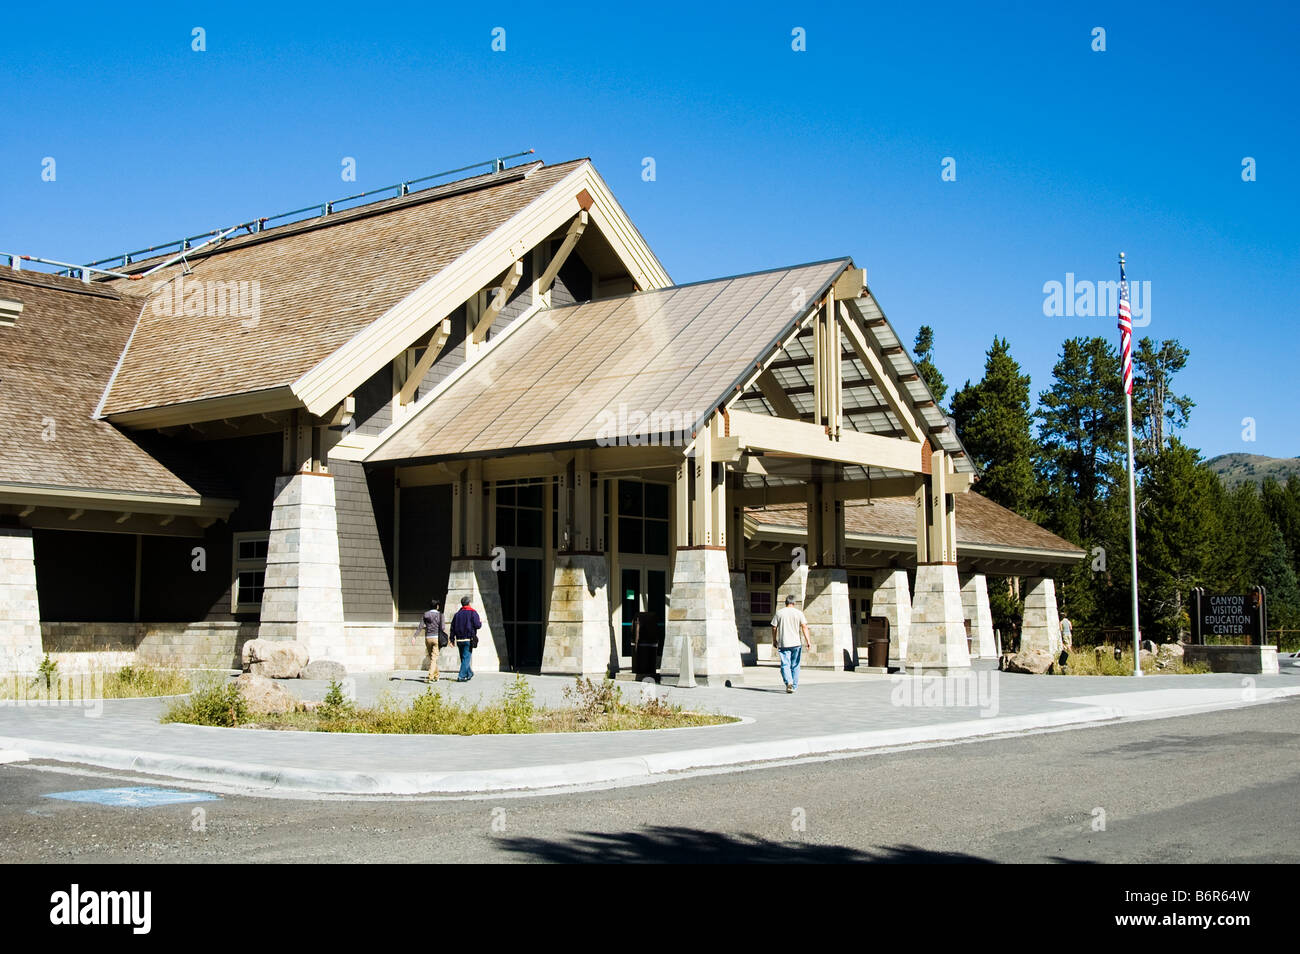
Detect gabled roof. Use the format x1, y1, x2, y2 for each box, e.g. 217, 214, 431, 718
749, 493, 1084, 562
366, 259, 852, 464
96, 159, 603, 419
0, 271, 236, 507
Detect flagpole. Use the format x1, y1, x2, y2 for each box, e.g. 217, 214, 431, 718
1120, 252, 1143, 676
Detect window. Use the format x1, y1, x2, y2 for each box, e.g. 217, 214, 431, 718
617, 480, 670, 555
749, 565, 774, 618
496, 479, 544, 549
232, 532, 269, 614
848, 573, 873, 590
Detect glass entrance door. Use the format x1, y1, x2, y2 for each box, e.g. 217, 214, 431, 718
619, 565, 668, 660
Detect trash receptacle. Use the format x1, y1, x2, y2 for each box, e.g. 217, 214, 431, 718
866, 616, 890, 668
631, 611, 659, 676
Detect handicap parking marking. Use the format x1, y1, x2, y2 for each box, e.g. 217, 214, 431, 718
43, 786, 221, 807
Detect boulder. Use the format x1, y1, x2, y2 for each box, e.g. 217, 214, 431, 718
299, 659, 347, 681
1000, 649, 1056, 675
240, 639, 310, 678
1157, 642, 1185, 659
235, 673, 302, 714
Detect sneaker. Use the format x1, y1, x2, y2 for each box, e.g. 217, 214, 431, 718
785, 683, 793, 694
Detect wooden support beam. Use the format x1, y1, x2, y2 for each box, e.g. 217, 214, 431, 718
465, 459, 484, 557
675, 456, 690, 552
734, 476, 920, 506
471, 259, 524, 344
838, 302, 927, 443
692, 423, 714, 545
727, 408, 924, 474
536, 210, 588, 299
398, 318, 453, 405
756, 369, 800, 419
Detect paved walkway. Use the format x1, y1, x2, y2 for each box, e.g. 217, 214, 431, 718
1, 660, 1297, 796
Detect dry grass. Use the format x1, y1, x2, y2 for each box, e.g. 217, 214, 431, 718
173, 675, 738, 734
1055, 647, 1210, 676
0, 663, 193, 701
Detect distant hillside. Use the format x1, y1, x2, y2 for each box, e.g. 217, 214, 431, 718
1207, 453, 1300, 489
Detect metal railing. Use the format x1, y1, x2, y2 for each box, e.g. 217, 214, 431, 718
6, 150, 536, 280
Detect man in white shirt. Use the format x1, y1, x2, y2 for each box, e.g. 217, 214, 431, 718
771, 595, 812, 693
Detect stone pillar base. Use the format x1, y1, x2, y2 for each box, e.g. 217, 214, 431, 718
804, 567, 855, 669
258, 473, 349, 664
960, 572, 998, 658
730, 571, 755, 665
542, 553, 613, 676
870, 568, 911, 663
1021, 577, 1062, 656
906, 563, 971, 671
662, 548, 743, 685
445, 559, 507, 672
0, 527, 43, 673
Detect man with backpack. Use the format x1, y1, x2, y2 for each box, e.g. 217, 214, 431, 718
450, 595, 482, 682
414, 599, 446, 683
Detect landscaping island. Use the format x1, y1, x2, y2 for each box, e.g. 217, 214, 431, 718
162, 674, 739, 735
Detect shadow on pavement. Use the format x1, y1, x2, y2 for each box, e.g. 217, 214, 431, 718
498, 826, 995, 863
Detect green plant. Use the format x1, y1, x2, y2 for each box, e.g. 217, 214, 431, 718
502, 673, 536, 733
319, 679, 355, 719
563, 676, 624, 721
35, 654, 58, 691
162, 681, 249, 727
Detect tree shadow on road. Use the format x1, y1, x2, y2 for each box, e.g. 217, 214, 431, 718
498, 826, 996, 863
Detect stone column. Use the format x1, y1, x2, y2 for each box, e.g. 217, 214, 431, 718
0, 527, 43, 673
259, 473, 348, 664
1021, 577, 1062, 656
541, 553, 612, 676
730, 570, 755, 665
444, 558, 507, 672
906, 563, 971, 672
804, 567, 854, 669
870, 568, 911, 662
661, 547, 742, 686
960, 572, 997, 658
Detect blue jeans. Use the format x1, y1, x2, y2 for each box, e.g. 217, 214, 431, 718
779, 645, 802, 688
457, 640, 474, 680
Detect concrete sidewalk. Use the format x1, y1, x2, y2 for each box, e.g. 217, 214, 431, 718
1, 665, 1298, 796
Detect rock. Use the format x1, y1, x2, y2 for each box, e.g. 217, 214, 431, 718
1141, 639, 1157, 653
1140, 649, 1156, 666
1157, 643, 1185, 659
1001, 648, 1056, 675
240, 639, 310, 678
299, 659, 347, 681
235, 673, 302, 714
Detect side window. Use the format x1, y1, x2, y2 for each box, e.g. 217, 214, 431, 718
232, 532, 269, 614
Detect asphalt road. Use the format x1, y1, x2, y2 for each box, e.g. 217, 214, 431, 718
3, 699, 1298, 863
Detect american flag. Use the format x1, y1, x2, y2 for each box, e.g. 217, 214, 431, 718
1117, 256, 1133, 396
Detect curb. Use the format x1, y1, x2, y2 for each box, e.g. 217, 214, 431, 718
2, 688, 1296, 797
2, 707, 1124, 795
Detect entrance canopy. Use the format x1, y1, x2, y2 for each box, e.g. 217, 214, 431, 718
366, 259, 850, 465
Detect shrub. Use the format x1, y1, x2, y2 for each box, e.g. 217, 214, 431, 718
319, 679, 355, 719
502, 673, 536, 733
563, 676, 624, 721
35, 654, 58, 691
162, 681, 249, 727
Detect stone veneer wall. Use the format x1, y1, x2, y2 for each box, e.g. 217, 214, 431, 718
42, 621, 418, 673
542, 554, 613, 676
959, 573, 998, 658
870, 568, 912, 662
803, 567, 854, 669
906, 563, 972, 671
661, 548, 743, 685
41, 621, 259, 670
0, 527, 42, 672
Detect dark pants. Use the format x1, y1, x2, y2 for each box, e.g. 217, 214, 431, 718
457, 640, 474, 680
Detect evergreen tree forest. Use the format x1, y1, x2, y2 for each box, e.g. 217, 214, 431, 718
943, 332, 1300, 644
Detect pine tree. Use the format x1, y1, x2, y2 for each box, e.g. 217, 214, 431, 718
1035, 337, 1127, 542
1034, 337, 1129, 634
1136, 440, 1226, 640
1132, 337, 1194, 460
950, 336, 1039, 517
912, 325, 947, 408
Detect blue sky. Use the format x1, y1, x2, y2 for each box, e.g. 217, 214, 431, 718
2, 1, 1296, 459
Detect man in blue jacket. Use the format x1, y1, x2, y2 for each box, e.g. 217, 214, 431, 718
450, 595, 482, 682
